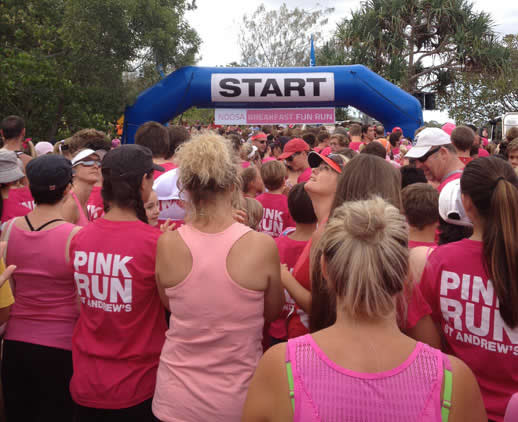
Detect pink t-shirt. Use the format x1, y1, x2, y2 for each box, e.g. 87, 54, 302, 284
1, 187, 34, 225
419, 239, 517, 421
153, 162, 177, 180
87, 186, 104, 220
349, 141, 363, 152
478, 148, 490, 157
297, 167, 312, 183
69, 218, 166, 409
256, 193, 295, 238
270, 234, 309, 339
5, 221, 79, 351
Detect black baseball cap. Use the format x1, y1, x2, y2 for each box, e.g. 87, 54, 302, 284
102, 144, 164, 176
26, 154, 73, 191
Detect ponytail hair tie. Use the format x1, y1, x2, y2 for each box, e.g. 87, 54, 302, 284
493, 176, 506, 189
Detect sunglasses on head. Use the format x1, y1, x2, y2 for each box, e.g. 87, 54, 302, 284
418, 146, 441, 163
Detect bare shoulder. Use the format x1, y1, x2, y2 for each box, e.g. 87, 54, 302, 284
157, 229, 189, 256
446, 354, 487, 422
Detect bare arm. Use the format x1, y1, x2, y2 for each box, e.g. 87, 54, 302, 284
0, 305, 11, 325
448, 355, 487, 422
280, 265, 311, 313
242, 344, 292, 422
263, 236, 284, 323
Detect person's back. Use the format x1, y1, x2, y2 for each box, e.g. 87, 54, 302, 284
68, 145, 167, 420
287, 335, 446, 421
153, 223, 267, 421
256, 160, 295, 237
418, 157, 518, 420
243, 197, 486, 422
153, 132, 283, 422
1, 154, 78, 422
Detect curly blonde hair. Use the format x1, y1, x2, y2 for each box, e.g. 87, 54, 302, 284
175, 132, 240, 217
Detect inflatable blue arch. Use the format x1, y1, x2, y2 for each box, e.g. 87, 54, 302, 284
123, 65, 423, 143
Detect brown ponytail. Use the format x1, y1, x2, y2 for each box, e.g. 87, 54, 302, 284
460, 157, 518, 327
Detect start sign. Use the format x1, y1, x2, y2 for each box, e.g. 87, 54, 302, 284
211, 73, 335, 103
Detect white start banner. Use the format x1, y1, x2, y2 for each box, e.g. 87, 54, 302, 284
211, 73, 335, 102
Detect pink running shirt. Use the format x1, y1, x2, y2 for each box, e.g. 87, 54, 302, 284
287, 335, 448, 422
152, 223, 264, 422
70, 191, 90, 227
5, 220, 79, 351
256, 192, 295, 238
419, 239, 517, 421
87, 186, 104, 220
69, 218, 166, 409
0, 187, 34, 225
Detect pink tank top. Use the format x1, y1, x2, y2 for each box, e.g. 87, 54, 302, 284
5, 219, 79, 351
70, 191, 90, 226
287, 335, 449, 422
152, 223, 265, 422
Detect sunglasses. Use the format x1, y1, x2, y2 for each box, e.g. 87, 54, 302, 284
418, 146, 441, 163
75, 160, 101, 167
286, 151, 302, 162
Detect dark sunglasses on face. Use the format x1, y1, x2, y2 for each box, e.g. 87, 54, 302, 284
75, 160, 101, 167
418, 146, 441, 163
286, 151, 302, 162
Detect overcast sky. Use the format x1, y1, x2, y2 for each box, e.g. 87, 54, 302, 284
185, 1, 517, 122
186, 0, 518, 67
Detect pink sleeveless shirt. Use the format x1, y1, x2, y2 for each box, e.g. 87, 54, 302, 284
287, 335, 449, 422
152, 223, 265, 422
5, 220, 79, 351
70, 191, 90, 226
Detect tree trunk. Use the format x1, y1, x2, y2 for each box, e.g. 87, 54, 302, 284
48, 94, 65, 140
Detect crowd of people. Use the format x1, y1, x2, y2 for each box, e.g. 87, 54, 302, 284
0, 113, 517, 421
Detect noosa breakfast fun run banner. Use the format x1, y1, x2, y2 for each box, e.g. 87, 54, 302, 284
440, 270, 518, 355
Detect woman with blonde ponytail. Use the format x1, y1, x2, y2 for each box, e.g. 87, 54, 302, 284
419, 156, 518, 421
243, 197, 485, 422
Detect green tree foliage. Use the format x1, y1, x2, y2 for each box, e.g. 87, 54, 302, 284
319, 0, 508, 95
0, 0, 200, 140
238, 3, 334, 67
439, 34, 518, 124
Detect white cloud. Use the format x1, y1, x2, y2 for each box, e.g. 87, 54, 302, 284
187, 0, 517, 67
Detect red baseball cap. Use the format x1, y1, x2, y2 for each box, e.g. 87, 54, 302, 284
392, 127, 403, 135
278, 138, 310, 160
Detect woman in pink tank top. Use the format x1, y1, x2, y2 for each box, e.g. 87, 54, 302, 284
152, 133, 284, 422
243, 197, 486, 422
68, 144, 167, 421
62, 148, 101, 226
1, 154, 79, 422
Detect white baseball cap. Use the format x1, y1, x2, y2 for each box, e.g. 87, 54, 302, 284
405, 127, 451, 159
438, 179, 472, 227
152, 168, 188, 221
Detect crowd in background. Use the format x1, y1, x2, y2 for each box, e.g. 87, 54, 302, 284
0, 114, 518, 421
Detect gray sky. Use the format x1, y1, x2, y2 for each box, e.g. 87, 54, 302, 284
186, 0, 517, 66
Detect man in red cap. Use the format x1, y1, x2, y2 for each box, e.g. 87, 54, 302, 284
278, 138, 311, 183
251, 132, 268, 157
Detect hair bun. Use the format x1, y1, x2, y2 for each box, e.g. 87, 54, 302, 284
342, 197, 389, 244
